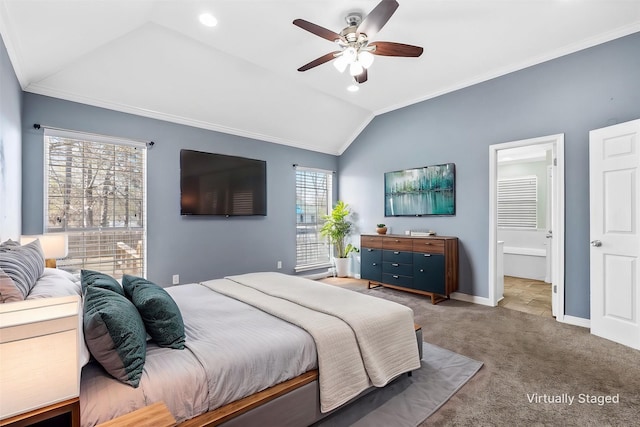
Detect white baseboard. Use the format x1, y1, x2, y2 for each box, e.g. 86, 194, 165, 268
450, 291, 495, 306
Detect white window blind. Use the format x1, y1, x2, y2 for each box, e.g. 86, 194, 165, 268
497, 176, 537, 229
44, 128, 147, 278
295, 167, 332, 272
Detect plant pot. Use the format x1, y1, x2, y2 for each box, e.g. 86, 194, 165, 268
376, 227, 387, 235
334, 258, 350, 278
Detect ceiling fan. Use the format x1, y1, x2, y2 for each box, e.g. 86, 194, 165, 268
293, 0, 423, 85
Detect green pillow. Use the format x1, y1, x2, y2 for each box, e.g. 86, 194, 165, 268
83, 286, 146, 387
122, 275, 186, 350
81, 269, 124, 296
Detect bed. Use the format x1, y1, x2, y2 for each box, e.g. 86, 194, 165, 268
1, 241, 421, 427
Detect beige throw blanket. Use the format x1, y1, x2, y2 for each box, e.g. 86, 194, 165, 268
201, 272, 421, 412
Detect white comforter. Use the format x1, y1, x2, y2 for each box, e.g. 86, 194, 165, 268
202, 272, 421, 412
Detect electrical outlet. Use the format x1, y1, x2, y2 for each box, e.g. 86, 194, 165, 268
172, 274, 179, 285
277, 261, 282, 269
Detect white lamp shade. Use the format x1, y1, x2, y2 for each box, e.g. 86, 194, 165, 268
342, 46, 357, 63
349, 61, 364, 77
20, 234, 68, 259
0, 296, 80, 420
358, 51, 374, 69
333, 55, 348, 73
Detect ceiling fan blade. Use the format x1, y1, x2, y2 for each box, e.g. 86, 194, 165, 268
355, 68, 368, 84
293, 19, 342, 42
297, 51, 340, 72
371, 41, 423, 57
357, 0, 399, 38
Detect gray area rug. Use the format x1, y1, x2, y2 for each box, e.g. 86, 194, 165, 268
316, 342, 483, 427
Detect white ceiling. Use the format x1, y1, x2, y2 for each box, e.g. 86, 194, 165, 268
1, 1, 639, 155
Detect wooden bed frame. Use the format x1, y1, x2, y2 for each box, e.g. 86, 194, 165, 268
180, 325, 423, 427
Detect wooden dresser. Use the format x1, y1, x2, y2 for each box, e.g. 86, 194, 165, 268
360, 234, 459, 304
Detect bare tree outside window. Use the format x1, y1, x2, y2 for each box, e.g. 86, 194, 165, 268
45, 132, 146, 278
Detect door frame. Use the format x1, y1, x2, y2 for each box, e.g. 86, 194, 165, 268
488, 134, 565, 322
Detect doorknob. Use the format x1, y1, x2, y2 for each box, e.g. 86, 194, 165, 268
590, 240, 602, 247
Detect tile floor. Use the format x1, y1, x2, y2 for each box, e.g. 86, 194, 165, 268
498, 276, 553, 317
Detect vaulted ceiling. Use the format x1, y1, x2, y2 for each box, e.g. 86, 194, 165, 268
1, 1, 639, 154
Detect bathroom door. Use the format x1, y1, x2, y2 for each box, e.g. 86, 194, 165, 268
589, 119, 640, 350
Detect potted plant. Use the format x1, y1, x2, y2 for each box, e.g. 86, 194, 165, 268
376, 224, 388, 235
320, 200, 359, 277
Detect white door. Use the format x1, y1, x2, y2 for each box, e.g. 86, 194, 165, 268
589, 119, 640, 350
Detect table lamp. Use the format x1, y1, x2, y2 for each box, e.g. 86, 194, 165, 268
20, 235, 68, 268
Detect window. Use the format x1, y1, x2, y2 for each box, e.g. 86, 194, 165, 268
44, 128, 146, 278
295, 167, 333, 272
497, 176, 537, 228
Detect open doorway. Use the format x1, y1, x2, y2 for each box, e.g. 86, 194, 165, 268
488, 134, 565, 321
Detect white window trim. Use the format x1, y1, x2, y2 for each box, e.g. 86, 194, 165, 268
294, 166, 333, 272
43, 127, 148, 278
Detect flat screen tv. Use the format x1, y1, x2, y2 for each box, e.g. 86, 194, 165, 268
180, 149, 267, 216
384, 163, 455, 216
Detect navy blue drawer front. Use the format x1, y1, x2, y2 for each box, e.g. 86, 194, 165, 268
361, 248, 382, 282
382, 272, 413, 288
382, 261, 413, 277
383, 250, 412, 264
413, 253, 446, 294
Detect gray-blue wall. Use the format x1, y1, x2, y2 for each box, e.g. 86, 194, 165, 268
21, 94, 338, 285
339, 31, 640, 319
0, 33, 22, 241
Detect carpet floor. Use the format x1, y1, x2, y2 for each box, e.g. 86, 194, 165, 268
320, 278, 640, 426
316, 342, 482, 427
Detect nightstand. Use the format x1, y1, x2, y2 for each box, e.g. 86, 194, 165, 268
0, 397, 80, 427
0, 296, 81, 426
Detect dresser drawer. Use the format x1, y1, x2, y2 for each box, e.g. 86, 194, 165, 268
361, 248, 382, 282
383, 261, 413, 277
361, 235, 383, 249
383, 250, 412, 264
382, 237, 413, 251
412, 239, 445, 254
382, 273, 413, 288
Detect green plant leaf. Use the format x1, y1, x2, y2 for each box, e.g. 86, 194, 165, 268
320, 200, 357, 258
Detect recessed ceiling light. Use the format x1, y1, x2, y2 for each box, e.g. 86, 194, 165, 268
199, 13, 218, 27
347, 84, 359, 92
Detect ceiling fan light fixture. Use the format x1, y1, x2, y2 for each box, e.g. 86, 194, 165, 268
293, 0, 422, 85
333, 56, 348, 73
349, 61, 364, 77
358, 51, 374, 69
343, 47, 358, 63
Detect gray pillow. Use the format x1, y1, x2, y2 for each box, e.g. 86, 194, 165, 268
0, 239, 21, 250
122, 275, 186, 350
0, 239, 45, 298
81, 269, 124, 296
83, 286, 146, 387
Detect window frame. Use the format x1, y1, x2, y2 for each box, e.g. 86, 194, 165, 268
294, 166, 333, 272
43, 128, 147, 278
